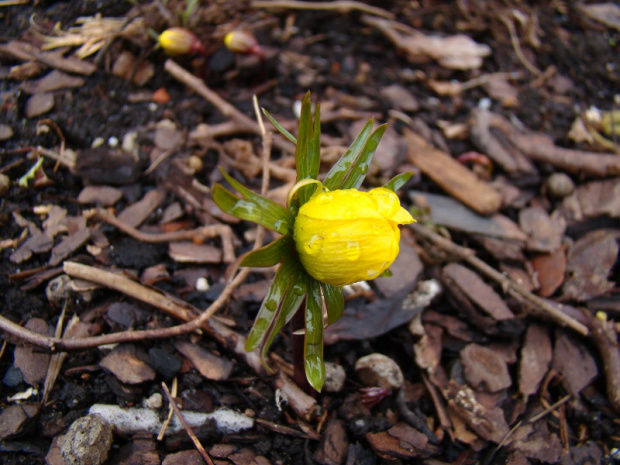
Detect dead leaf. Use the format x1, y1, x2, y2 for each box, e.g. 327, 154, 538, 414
77, 186, 123, 206
49, 228, 91, 266
168, 241, 222, 263
117, 188, 166, 228
13, 318, 51, 386
380, 84, 419, 112
20, 69, 84, 94
25, 93, 54, 118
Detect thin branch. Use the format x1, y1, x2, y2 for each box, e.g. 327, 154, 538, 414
93, 208, 237, 263
409, 223, 588, 336
251, 0, 394, 19
162, 382, 215, 465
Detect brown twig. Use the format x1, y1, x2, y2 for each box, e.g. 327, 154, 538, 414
93, 208, 237, 263
251, 0, 394, 19
164, 59, 295, 155
162, 382, 215, 465
499, 13, 542, 76
409, 223, 589, 336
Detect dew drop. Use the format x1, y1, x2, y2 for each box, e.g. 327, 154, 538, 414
265, 299, 278, 311
304, 234, 322, 255
274, 219, 284, 232
367, 269, 377, 278
359, 164, 369, 174
292, 283, 306, 295
317, 193, 332, 204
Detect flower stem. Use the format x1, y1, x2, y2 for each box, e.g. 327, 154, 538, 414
291, 303, 313, 395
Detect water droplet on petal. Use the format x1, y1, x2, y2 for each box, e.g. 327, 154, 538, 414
367, 269, 377, 278
304, 234, 322, 255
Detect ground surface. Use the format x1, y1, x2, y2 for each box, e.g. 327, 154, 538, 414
1, 1, 619, 464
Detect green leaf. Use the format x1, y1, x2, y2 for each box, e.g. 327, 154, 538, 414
305, 279, 325, 392
321, 282, 344, 325
378, 269, 393, 278
260, 263, 308, 363
295, 92, 321, 205
245, 257, 299, 352
262, 108, 297, 144
240, 235, 294, 267
383, 172, 413, 192
339, 124, 388, 190
213, 170, 294, 234
324, 118, 375, 190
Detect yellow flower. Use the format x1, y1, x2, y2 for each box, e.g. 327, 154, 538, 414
294, 187, 414, 287
224, 30, 264, 58
158, 27, 204, 55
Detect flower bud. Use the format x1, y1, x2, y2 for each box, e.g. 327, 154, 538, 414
224, 30, 264, 58
158, 27, 205, 55
294, 188, 414, 287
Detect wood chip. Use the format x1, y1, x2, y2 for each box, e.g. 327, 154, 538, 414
117, 188, 166, 228
174, 340, 233, 381
404, 130, 502, 216
552, 331, 598, 397
20, 69, 84, 94
13, 318, 51, 386
529, 246, 566, 297
0, 402, 41, 440
0, 123, 14, 141
25, 92, 54, 118
461, 343, 512, 392
314, 419, 348, 465
49, 228, 91, 266
99, 344, 156, 385
380, 84, 419, 112
518, 206, 565, 253
168, 241, 222, 263
518, 323, 552, 397
366, 423, 427, 460
443, 263, 515, 321
77, 186, 123, 206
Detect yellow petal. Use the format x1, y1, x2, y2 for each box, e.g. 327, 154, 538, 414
293, 188, 412, 287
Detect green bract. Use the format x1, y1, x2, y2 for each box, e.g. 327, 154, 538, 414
213, 92, 412, 391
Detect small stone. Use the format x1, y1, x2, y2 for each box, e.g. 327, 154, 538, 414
546, 173, 575, 198
355, 353, 404, 390
144, 393, 163, 409
61, 414, 113, 465
323, 362, 346, 393
0, 173, 10, 196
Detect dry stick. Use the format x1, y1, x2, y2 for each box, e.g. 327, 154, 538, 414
162, 382, 215, 465
251, 0, 394, 19
93, 208, 237, 263
408, 223, 588, 336
164, 59, 295, 155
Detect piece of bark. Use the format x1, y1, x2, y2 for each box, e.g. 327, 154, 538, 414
529, 246, 566, 297
443, 263, 515, 321
404, 130, 502, 215
413, 323, 443, 375
117, 188, 166, 228
558, 178, 620, 225
510, 421, 562, 463
314, 419, 348, 465
518, 206, 565, 253
366, 423, 428, 460
25, 92, 54, 117
77, 186, 123, 206
469, 108, 536, 175
0, 402, 41, 440
174, 340, 233, 381
552, 331, 598, 397
0, 41, 97, 75
20, 69, 84, 94
518, 323, 552, 397
168, 241, 222, 263
484, 111, 620, 177
409, 191, 526, 241
13, 318, 51, 386
273, 373, 317, 421
49, 228, 91, 266
444, 381, 510, 444
562, 229, 618, 301
380, 84, 420, 112
99, 344, 156, 385
461, 343, 512, 393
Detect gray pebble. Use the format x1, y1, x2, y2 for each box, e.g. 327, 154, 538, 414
546, 173, 575, 198
61, 414, 113, 465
